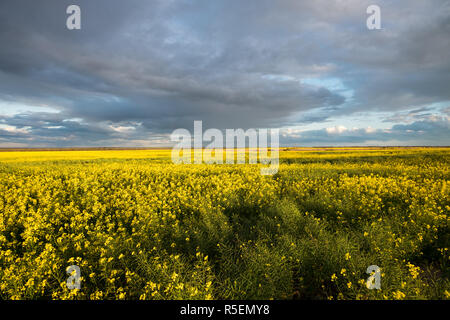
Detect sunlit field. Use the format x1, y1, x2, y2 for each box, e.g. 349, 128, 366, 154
0, 147, 448, 300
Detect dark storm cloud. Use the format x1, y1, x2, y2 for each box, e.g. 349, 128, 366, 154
0, 0, 449, 146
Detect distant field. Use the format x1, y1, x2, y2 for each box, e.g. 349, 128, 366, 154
0, 147, 449, 300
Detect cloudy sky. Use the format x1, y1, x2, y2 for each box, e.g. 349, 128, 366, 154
0, 0, 449, 147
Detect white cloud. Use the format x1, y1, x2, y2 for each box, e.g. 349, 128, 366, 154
326, 126, 348, 134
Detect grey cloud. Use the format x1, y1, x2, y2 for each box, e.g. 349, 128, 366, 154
0, 0, 449, 146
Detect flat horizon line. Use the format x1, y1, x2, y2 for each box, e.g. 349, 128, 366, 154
0, 146, 449, 152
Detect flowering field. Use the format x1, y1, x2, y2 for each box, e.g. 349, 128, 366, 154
0, 148, 449, 300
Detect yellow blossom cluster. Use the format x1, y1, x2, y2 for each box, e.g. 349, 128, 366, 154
0, 147, 448, 299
